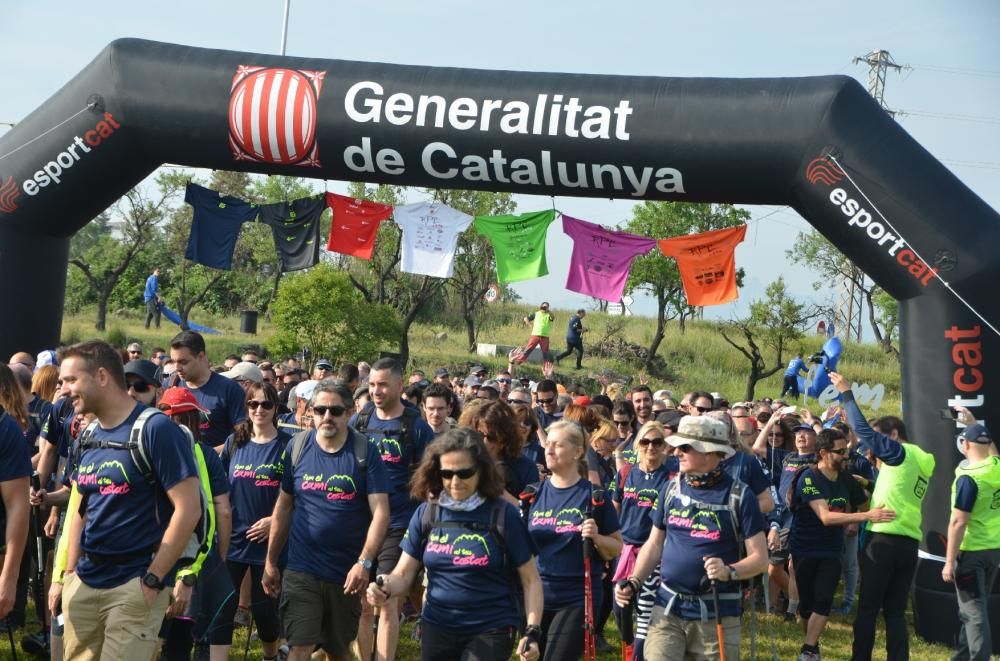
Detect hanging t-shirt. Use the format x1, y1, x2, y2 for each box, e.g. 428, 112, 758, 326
258, 195, 326, 272
658, 224, 747, 307
222, 431, 291, 565
562, 215, 657, 302
402, 500, 536, 636
528, 477, 620, 610
394, 202, 473, 278
280, 430, 390, 584
184, 183, 259, 270
475, 210, 557, 283
325, 192, 394, 260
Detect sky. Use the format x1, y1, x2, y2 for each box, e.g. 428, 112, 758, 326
1, 1, 997, 331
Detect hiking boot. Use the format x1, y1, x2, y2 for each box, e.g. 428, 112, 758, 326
21, 630, 49, 657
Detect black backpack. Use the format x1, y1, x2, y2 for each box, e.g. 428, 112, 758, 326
418, 498, 510, 562
287, 427, 371, 493
353, 405, 422, 474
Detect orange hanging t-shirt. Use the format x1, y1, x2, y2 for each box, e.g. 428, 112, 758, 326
325, 192, 394, 260
657, 225, 747, 307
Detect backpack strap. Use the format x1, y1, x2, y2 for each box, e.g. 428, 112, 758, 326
353, 407, 374, 435
129, 408, 163, 490
352, 429, 369, 494
420, 500, 511, 565
289, 430, 312, 471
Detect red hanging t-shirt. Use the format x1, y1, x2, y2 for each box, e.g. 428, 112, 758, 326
325, 193, 394, 260
658, 225, 747, 307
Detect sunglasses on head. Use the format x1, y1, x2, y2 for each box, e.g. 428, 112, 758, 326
127, 380, 152, 393
440, 466, 478, 480
312, 404, 347, 418
247, 400, 275, 411
639, 436, 665, 447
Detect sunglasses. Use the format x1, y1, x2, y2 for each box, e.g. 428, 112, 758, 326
674, 444, 695, 454
639, 437, 666, 447
127, 380, 152, 393
537, 397, 555, 405
128, 350, 142, 355
614, 420, 632, 428
508, 399, 530, 406
826, 447, 848, 455
440, 466, 478, 480
692, 405, 711, 413
247, 400, 275, 411
497, 378, 512, 384
312, 404, 347, 418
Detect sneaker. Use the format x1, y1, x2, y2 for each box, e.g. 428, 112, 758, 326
21, 630, 49, 657
783, 611, 797, 623
234, 605, 251, 627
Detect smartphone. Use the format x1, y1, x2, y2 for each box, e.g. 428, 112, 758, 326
780, 405, 798, 416
939, 408, 958, 420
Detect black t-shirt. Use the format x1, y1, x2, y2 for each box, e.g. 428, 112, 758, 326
790, 467, 867, 559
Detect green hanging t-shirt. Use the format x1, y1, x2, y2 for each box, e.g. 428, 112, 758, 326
474, 210, 557, 284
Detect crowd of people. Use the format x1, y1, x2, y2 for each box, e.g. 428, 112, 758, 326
0, 324, 996, 661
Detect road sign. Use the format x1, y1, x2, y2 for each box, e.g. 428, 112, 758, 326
484, 284, 500, 303
607, 302, 624, 315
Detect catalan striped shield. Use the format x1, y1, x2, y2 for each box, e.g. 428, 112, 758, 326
228, 66, 325, 167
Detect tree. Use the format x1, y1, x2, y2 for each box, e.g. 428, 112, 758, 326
786, 229, 898, 356
270, 264, 400, 369
69, 176, 181, 330
718, 277, 816, 401
624, 202, 749, 372
432, 188, 516, 352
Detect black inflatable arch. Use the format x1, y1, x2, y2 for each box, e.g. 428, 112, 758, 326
1, 40, 998, 624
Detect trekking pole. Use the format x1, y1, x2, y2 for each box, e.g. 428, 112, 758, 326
5, 617, 17, 661
710, 579, 726, 661
582, 488, 605, 661
615, 579, 636, 661
30, 473, 47, 633
241, 610, 255, 661
370, 575, 385, 661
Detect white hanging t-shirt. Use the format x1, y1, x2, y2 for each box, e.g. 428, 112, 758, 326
394, 202, 473, 278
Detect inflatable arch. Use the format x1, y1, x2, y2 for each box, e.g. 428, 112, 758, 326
0, 39, 997, 641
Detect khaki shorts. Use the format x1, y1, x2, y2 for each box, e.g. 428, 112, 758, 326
280, 569, 361, 657
63, 573, 171, 661
643, 605, 740, 661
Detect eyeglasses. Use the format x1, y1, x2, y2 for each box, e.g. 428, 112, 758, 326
440, 466, 478, 480
674, 444, 695, 454
537, 397, 555, 405
127, 380, 152, 393
311, 404, 346, 418
638, 437, 666, 447
247, 400, 276, 411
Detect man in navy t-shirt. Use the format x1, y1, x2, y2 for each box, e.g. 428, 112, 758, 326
554, 308, 586, 369
615, 416, 768, 660
263, 380, 390, 661
350, 358, 432, 661
170, 330, 247, 447
53, 340, 201, 660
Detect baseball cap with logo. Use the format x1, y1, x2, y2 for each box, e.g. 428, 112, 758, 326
668, 416, 735, 458
158, 387, 209, 416
222, 362, 263, 384
960, 423, 992, 444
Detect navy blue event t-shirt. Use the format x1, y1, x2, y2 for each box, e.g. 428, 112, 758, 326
654, 473, 765, 619
281, 429, 390, 584
722, 452, 771, 496
790, 467, 867, 560
222, 431, 290, 565
74, 405, 199, 590
0, 412, 33, 536
184, 182, 259, 270
182, 372, 247, 447
349, 410, 432, 530
528, 477, 620, 610
611, 462, 672, 545
500, 454, 540, 499
402, 499, 537, 635
773, 452, 815, 527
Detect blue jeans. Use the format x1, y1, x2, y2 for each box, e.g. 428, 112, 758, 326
840, 532, 859, 608
953, 548, 1000, 661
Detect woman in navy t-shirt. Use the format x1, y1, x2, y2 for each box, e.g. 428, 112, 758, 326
366, 428, 543, 661
529, 421, 622, 661
471, 400, 540, 505
216, 383, 290, 659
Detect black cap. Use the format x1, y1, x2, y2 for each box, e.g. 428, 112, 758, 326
656, 409, 685, 433
124, 359, 160, 388
434, 368, 449, 377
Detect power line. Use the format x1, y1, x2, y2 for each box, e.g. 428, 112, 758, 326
906, 63, 1000, 79
897, 109, 1000, 125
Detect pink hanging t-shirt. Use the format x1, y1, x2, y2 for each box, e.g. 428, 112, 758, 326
562, 215, 657, 302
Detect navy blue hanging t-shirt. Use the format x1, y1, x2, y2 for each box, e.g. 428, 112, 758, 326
181, 372, 247, 448
655, 473, 765, 619
790, 466, 867, 560
184, 182, 258, 270
402, 499, 536, 636
73, 405, 199, 589
258, 195, 326, 272
611, 461, 672, 545
222, 431, 290, 565
281, 429, 390, 584
528, 477, 620, 610
349, 410, 432, 530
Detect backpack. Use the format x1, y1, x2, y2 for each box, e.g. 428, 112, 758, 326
288, 427, 371, 493
76, 408, 213, 572
661, 474, 749, 556
418, 499, 510, 562
353, 405, 421, 473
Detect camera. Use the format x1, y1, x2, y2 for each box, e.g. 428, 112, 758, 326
809, 351, 827, 365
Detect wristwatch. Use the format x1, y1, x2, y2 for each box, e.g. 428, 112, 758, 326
357, 556, 373, 571
142, 571, 165, 591
179, 572, 198, 587
727, 565, 739, 583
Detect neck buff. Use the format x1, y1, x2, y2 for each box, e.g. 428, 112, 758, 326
438, 491, 486, 512
685, 465, 724, 489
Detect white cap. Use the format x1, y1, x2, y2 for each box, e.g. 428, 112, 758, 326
296, 379, 319, 402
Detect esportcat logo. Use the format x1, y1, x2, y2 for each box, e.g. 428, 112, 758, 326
806, 156, 937, 288
0, 176, 20, 214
